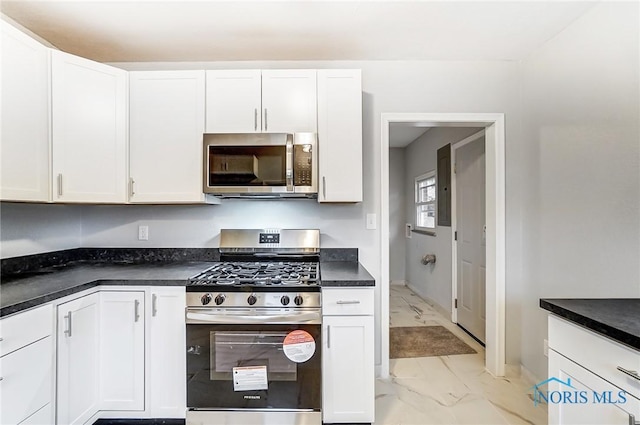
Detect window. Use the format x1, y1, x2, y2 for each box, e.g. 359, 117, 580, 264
415, 171, 436, 231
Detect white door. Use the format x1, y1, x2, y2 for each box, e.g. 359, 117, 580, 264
146, 288, 186, 418
99, 291, 145, 411
51, 50, 127, 203
322, 315, 375, 423
317, 69, 363, 203
0, 21, 50, 202
261, 70, 317, 133
57, 293, 100, 425
455, 136, 486, 342
205, 70, 262, 133
129, 70, 205, 203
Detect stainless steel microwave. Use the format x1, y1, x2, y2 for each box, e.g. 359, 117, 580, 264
203, 133, 317, 198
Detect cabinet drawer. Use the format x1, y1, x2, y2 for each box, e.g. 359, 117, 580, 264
549, 315, 640, 400
0, 304, 53, 357
322, 288, 374, 316
0, 336, 53, 425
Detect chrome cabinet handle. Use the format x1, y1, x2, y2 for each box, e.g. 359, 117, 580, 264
327, 325, 331, 349
629, 414, 640, 425
57, 174, 63, 197
322, 176, 326, 199
129, 177, 135, 197
264, 108, 268, 131
617, 366, 640, 381
64, 311, 72, 337
134, 299, 140, 322
254, 108, 258, 131
152, 294, 158, 317
336, 300, 360, 305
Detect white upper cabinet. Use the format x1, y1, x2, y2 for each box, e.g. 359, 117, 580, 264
205, 70, 261, 133
261, 69, 317, 133
317, 69, 363, 202
0, 21, 50, 202
51, 50, 127, 203
129, 71, 211, 203
205, 69, 317, 133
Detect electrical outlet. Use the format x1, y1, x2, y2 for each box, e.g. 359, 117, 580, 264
138, 225, 149, 241
543, 339, 549, 357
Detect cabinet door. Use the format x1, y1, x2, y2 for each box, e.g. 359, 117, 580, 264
51, 50, 127, 203
205, 70, 261, 133
57, 293, 100, 425
548, 350, 640, 425
146, 287, 186, 418
0, 337, 53, 425
99, 291, 145, 411
129, 71, 206, 203
322, 315, 374, 423
261, 70, 317, 133
0, 22, 50, 202
317, 69, 363, 202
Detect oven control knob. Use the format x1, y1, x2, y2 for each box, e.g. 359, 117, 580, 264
247, 294, 257, 306
280, 295, 290, 306
294, 295, 304, 306
201, 293, 212, 305
214, 294, 226, 305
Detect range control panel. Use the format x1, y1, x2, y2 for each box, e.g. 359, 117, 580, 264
259, 233, 280, 244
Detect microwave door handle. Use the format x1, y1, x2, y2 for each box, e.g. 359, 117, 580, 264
286, 140, 294, 191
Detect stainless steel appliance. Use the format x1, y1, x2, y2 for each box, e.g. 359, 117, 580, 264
186, 229, 322, 425
203, 133, 317, 198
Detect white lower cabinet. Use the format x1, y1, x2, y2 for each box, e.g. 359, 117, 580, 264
322, 288, 375, 423
146, 287, 186, 418
548, 315, 640, 425
57, 293, 100, 425
99, 291, 145, 411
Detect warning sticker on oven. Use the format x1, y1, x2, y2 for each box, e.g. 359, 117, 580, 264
232, 366, 268, 392
282, 330, 316, 363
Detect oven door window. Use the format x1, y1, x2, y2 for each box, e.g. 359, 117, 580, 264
187, 324, 321, 410
208, 146, 286, 186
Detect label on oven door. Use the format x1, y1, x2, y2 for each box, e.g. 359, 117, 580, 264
282, 330, 316, 363
232, 366, 268, 392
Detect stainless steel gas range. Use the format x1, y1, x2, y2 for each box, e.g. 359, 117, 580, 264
185, 229, 322, 425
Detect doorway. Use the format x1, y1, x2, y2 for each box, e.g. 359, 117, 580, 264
380, 113, 506, 379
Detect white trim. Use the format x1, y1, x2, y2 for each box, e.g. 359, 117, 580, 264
381, 112, 506, 379
451, 129, 485, 324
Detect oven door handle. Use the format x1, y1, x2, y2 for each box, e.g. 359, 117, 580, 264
186, 310, 321, 324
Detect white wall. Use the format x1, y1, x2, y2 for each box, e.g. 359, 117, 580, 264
0, 203, 82, 257
403, 127, 482, 313
519, 2, 640, 380
388, 148, 406, 283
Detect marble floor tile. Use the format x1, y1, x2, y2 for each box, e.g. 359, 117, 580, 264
378, 285, 547, 425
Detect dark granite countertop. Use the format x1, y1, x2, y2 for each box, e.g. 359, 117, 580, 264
540, 298, 640, 351
1, 248, 372, 317
319, 262, 375, 287
1, 262, 215, 317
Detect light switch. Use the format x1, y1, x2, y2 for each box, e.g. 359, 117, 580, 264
366, 213, 376, 230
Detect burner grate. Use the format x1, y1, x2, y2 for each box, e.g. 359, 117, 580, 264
189, 261, 320, 287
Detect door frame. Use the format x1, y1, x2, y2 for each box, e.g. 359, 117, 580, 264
451, 129, 487, 325
380, 113, 506, 378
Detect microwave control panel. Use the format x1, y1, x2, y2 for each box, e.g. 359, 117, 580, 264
294, 145, 313, 186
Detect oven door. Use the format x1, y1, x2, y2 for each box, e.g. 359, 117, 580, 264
186, 308, 321, 411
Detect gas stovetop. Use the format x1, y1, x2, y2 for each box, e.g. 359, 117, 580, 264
188, 261, 319, 288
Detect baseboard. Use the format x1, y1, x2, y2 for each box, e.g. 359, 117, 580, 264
520, 364, 543, 387
390, 280, 406, 286
405, 282, 452, 319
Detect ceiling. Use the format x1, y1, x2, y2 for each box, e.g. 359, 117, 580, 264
1, 1, 596, 63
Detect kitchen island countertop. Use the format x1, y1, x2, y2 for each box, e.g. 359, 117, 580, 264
540, 298, 640, 351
